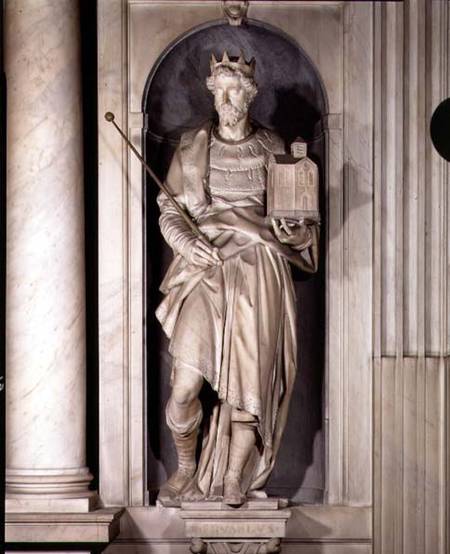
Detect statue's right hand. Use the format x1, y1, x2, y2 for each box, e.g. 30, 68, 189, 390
185, 239, 222, 268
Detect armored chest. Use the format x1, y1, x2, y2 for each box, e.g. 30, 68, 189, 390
208, 132, 267, 196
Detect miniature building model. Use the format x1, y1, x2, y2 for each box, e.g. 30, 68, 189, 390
267, 138, 320, 221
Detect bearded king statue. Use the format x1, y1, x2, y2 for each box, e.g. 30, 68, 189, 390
156, 51, 320, 506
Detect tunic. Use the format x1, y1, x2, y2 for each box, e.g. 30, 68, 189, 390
156, 123, 319, 497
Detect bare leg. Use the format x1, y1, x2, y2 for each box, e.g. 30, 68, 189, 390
223, 414, 257, 506
162, 363, 204, 497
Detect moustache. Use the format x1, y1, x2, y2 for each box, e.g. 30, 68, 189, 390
218, 102, 243, 113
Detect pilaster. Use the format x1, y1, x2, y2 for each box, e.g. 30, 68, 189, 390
373, 1, 450, 552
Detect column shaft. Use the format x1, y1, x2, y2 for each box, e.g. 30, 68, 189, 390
5, 0, 94, 512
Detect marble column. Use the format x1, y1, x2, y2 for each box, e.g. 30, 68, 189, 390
5, 0, 95, 512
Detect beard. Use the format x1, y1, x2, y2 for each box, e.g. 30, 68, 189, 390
217, 102, 248, 127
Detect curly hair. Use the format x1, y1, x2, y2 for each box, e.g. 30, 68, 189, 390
206, 66, 258, 104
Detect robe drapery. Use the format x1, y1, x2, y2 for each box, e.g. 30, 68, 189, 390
156, 122, 319, 498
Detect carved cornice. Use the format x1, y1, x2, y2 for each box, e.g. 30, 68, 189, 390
190, 538, 282, 553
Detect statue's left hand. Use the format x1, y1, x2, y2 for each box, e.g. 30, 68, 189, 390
271, 218, 312, 248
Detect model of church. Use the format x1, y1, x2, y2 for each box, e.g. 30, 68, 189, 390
267, 137, 320, 221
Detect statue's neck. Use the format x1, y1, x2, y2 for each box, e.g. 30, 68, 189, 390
216, 116, 252, 142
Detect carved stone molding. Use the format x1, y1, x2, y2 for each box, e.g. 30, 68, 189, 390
190, 538, 282, 553
222, 1, 249, 26
182, 500, 289, 554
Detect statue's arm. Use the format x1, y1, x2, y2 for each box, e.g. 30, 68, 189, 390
157, 146, 197, 256
158, 146, 220, 268
272, 218, 320, 273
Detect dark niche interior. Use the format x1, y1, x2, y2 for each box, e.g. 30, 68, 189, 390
143, 19, 327, 504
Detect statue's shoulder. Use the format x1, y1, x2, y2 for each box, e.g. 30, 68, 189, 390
254, 125, 285, 154
179, 121, 213, 151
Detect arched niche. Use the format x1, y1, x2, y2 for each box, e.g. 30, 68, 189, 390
143, 19, 328, 504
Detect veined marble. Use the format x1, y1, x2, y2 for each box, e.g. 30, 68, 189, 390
5, 0, 93, 508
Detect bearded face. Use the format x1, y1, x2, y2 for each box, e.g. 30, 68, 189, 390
213, 73, 250, 127
216, 102, 247, 126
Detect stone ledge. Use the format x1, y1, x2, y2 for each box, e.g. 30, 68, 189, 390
111, 504, 372, 542
5, 508, 124, 543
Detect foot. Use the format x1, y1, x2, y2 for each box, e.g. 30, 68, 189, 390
160, 465, 196, 498
223, 474, 246, 506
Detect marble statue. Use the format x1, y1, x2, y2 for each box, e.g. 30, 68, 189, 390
156, 51, 320, 506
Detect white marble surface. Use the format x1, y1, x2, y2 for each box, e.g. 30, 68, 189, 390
5, 508, 123, 543
372, 1, 450, 553
180, 502, 291, 540
5, 0, 92, 505
105, 545, 370, 554
103, 505, 371, 553
98, 0, 135, 508
6, 550, 92, 554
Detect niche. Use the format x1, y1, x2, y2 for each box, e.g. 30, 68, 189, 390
143, 18, 327, 504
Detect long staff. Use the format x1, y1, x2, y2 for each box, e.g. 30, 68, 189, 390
104, 112, 207, 242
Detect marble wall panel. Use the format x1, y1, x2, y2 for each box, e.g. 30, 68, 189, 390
129, 123, 146, 506
129, 1, 222, 114
341, 2, 373, 506
374, 356, 448, 554
373, 1, 450, 552
403, 1, 425, 354
375, 0, 449, 359
425, 0, 450, 356
375, 1, 404, 357
248, 2, 343, 115
98, 0, 130, 507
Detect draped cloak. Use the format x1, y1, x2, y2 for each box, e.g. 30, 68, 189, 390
156, 122, 319, 498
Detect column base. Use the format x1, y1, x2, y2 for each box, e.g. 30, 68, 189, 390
6, 466, 97, 512
5, 507, 123, 543
6, 491, 98, 513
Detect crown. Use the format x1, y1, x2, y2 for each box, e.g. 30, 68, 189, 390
209, 50, 256, 78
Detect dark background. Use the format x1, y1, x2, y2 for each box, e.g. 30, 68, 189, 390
80, 0, 99, 495
1, 2, 6, 547
430, 98, 450, 162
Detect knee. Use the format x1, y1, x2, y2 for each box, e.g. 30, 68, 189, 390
171, 384, 198, 407
166, 390, 203, 436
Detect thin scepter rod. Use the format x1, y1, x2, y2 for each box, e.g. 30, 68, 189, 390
104, 111, 206, 241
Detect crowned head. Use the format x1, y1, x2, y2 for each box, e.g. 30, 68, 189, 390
209, 50, 256, 78
206, 51, 258, 126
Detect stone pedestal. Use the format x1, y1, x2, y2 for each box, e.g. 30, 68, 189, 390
180, 500, 291, 553
5, 508, 123, 544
